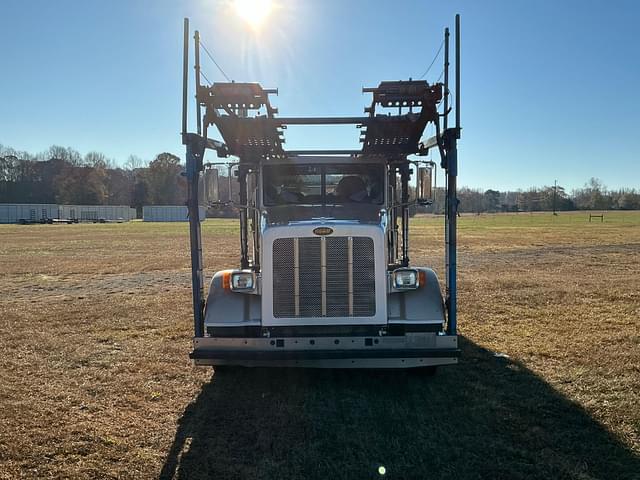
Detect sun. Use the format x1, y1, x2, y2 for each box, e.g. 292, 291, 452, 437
234, 0, 273, 30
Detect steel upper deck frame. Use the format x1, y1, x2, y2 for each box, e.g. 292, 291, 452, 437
194, 81, 444, 159
181, 15, 462, 363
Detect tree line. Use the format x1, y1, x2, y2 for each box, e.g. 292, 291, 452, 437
448, 178, 640, 213
1, 144, 639, 214
0, 144, 186, 213
425, 177, 640, 214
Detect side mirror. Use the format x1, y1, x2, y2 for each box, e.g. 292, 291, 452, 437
417, 166, 433, 204
204, 168, 219, 203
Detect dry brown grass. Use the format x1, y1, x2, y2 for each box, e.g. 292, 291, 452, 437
0, 212, 638, 479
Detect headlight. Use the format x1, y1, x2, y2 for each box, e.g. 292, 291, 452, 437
231, 271, 255, 291
393, 268, 419, 289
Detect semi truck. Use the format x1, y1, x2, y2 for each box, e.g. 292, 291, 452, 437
181, 16, 461, 370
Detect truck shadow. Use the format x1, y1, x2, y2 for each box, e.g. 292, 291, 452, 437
159, 338, 640, 480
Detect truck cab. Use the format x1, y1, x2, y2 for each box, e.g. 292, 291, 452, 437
206, 154, 445, 328
197, 152, 457, 368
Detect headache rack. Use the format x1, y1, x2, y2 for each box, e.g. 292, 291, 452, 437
181, 15, 462, 344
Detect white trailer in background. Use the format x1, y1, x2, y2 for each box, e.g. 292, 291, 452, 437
58, 205, 135, 222
0, 204, 136, 224
0, 204, 59, 224
143, 205, 206, 222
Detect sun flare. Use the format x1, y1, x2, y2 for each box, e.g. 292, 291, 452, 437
234, 0, 273, 29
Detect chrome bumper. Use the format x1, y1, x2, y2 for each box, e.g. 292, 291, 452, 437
191, 333, 459, 368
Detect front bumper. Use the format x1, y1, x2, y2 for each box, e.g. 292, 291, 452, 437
190, 333, 459, 368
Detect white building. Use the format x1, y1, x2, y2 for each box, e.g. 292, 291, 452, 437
0, 204, 59, 223
0, 204, 136, 224
58, 205, 135, 222
143, 205, 206, 222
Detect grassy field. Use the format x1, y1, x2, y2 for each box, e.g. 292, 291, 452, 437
0, 211, 639, 479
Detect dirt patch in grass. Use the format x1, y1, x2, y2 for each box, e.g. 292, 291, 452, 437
0, 212, 638, 479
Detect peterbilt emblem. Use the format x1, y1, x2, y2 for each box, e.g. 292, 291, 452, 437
313, 227, 333, 235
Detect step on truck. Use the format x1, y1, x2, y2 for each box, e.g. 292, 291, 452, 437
181, 16, 462, 369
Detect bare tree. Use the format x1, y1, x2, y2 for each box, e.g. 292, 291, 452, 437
124, 155, 146, 171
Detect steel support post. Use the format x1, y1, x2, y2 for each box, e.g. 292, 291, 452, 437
443, 27, 450, 131
445, 135, 457, 335
194, 30, 202, 136
239, 170, 249, 269
443, 25, 450, 308
446, 14, 461, 336
181, 18, 189, 143
186, 135, 205, 337
400, 164, 410, 267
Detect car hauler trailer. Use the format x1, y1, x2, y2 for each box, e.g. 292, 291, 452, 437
182, 16, 462, 369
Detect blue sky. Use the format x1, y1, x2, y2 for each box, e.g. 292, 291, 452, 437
1, 0, 638, 190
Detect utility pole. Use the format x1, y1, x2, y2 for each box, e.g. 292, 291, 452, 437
553, 179, 558, 216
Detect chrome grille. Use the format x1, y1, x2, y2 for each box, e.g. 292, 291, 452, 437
273, 236, 376, 318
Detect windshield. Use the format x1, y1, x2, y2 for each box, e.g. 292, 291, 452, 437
263, 164, 384, 206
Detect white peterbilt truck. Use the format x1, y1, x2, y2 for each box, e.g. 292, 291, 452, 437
181, 16, 461, 370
